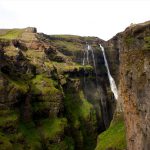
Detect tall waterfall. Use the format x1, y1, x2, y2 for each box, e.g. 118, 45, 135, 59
99, 44, 118, 100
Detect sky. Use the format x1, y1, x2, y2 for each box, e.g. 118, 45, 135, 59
0, 0, 150, 40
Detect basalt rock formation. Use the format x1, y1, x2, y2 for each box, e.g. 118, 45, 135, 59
0, 21, 150, 150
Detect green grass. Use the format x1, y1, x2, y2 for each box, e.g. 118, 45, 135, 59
79, 91, 93, 118
95, 118, 126, 150
18, 118, 68, 149
31, 75, 59, 97
64, 89, 97, 149
0, 29, 24, 39
49, 34, 97, 42
64, 90, 93, 127
25, 49, 45, 61
52, 61, 93, 74
49, 34, 82, 40
51, 40, 83, 52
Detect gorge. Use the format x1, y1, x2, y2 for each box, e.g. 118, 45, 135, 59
0, 21, 150, 150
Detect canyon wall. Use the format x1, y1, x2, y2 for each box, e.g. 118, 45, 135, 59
96, 21, 150, 150
0, 28, 115, 150
119, 21, 150, 150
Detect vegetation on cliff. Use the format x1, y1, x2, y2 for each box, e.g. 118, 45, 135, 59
96, 114, 126, 150
0, 29, 102, 150
1, 21, 149, 149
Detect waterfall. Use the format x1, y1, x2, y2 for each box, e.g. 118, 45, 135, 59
82, 44, 90, 66
87, 45, 90, 64
90, 45, 98, 84
82, 43, 98, 97
82, 50, 86, 66
89, 45, 96, 69
82, 44, 97, 79
99, 44, 118, 100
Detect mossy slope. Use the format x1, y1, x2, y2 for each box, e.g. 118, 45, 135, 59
95, 116, 126, 150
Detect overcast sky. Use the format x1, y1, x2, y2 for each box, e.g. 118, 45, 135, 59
0, 0, 150, 40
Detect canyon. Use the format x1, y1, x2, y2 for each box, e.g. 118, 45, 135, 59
0, 21, 149, 150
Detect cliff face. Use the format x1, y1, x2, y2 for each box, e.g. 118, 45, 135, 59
119, 21, 150, 150
96, 21, 150, 150
0, 28, 115, 150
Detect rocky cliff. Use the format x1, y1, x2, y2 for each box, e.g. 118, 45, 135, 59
0, 27, 115, 150
118, 21, 150, 150
96, 21, 150, 150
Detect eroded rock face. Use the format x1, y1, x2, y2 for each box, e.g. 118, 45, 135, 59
118, 21, 150, 150
95, 21, 150, 150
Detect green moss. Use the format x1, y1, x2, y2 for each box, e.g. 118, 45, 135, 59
53, 62, 93, 74
64, 88, 97, 149
0, 112, 18, 128
79, 91, 93, 118
1, 72, 29, 94
9, 79, 29, 93
44, 61, 54, 70
0, 109, 19, 133
124, 36, 134, 46
0, 29, 24, 39
31, 75, 60, 98
26, 49, 45, 61
64, 90, 93, 128
12, 143, 24, 150
0, 132, 13, 150
40, 118, 67, 140
46, 136, 74, 150
32, 102, 51, 113
144, 36, 150, 50
19, 122, 42, 149
96, 118, 126, 150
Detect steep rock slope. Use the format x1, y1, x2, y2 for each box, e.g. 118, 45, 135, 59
119, 21, 150, 150
96, 21, 150, 150
0, 28, 116, 150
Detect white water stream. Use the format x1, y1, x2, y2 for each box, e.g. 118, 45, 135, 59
99, 44, 118, 100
